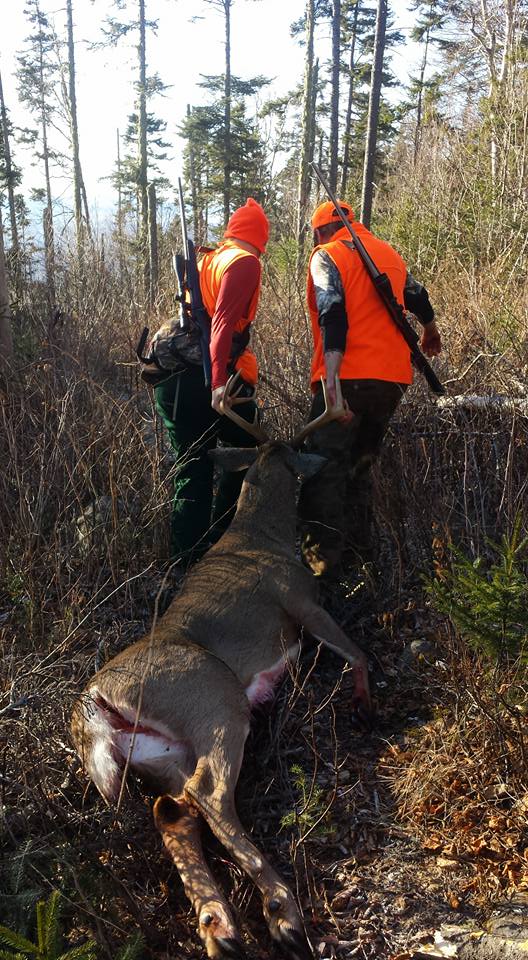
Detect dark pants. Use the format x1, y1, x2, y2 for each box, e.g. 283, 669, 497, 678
155, 366, 257, 563
298, 379, 406, 579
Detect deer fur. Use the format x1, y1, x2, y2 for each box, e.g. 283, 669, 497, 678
71, 441, 371, 960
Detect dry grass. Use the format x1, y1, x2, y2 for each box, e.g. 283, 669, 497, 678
1, 247, 527, 956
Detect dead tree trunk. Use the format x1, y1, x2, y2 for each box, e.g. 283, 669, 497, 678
138, 0, 150, 301
360, 0, 386, 227
329, 0, 341, 193
37, 18, 56, 306
413, 20, 431, 164
223, 0, 232, 223
148, 182, 158, 307
116, 127, 124, 284
66, 0, 83, 257
340, 0, 360, 195
43, 204, 55, 311
0, 209, 13, 364
296, 0, 315, 271
0, 68, 21, 298
187, 104, 200, 240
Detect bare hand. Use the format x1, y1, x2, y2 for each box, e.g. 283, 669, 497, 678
325, 375, 354, 425
421, 322, 442, 357
211, 385, 226, 413
326, 378, 337, 407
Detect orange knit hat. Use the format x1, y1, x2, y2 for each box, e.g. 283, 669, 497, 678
311, 199, 354, 230
224, 198, 269, 253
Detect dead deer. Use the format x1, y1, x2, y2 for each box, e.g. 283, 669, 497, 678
71, 376, 370, 960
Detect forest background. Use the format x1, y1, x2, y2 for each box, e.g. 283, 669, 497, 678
0, 0, 527, 957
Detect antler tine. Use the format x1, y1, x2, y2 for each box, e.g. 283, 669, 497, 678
219, 372, 269, 444
292, 376, 347, 448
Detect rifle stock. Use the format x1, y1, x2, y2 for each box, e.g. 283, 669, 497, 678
310, 162, 445, 397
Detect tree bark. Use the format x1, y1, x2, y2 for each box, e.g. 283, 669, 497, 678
360, 0, 387, 227
329, 0, 341, 193
0, 208, 13, 364
148, 181, 158, 306
296, 0, 315, 270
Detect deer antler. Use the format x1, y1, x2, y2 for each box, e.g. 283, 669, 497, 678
292, 376, 350, 447
219, 372, 269, 443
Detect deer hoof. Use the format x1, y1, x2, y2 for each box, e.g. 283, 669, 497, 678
264, 891, 312, 959
199, 905, 245, 959
278, 924, 313, 960
215, 938, 246, 958
352, 700, 374, 732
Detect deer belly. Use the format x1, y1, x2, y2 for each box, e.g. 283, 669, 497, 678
245, 648, 298, 707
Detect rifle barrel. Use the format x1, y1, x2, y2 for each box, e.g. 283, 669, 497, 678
177, 178, 190, 263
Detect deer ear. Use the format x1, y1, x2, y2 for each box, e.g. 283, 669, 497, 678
285, 450, 327, 479
209, 447, 259, 472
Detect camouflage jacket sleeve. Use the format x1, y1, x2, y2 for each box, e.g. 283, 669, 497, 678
403, 273, 435, 326
310, 249, 348, 354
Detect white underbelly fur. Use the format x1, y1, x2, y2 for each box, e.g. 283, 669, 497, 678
84, 690, 191, 801
244, 645, 300, 706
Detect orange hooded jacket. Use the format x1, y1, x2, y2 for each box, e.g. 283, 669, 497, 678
307, 224, 413, 387
199, 240, 261, 385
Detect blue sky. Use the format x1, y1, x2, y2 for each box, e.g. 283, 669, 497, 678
2, 0, 420, 227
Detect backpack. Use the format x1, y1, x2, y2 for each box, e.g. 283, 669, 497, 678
137, 316, 204, 386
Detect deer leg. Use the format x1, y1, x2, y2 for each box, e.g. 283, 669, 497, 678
153, 794, 245, 960
293, 600, 371, 721
184, 745, 312, 960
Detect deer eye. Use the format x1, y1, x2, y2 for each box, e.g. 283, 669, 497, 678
201, 913, 213, 927
268, 898, 281, 913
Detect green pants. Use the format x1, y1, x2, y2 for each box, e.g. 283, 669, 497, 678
298, 379, 406, 579
155, 366, 258, 563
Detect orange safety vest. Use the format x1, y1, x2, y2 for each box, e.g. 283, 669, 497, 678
199, 239, 261, 385
307, 224, 412, 388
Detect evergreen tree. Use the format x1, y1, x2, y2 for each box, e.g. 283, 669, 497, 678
406, 0, 449, 163
181, 74, 269, 239
200, 0, 266, 222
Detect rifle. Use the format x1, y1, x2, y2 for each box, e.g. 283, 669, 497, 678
175, 177, 212, 386
310, 162, 445, 397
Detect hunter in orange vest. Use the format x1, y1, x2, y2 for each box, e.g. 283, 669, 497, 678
298, 199, 442, 581
155, 198, 269, 564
